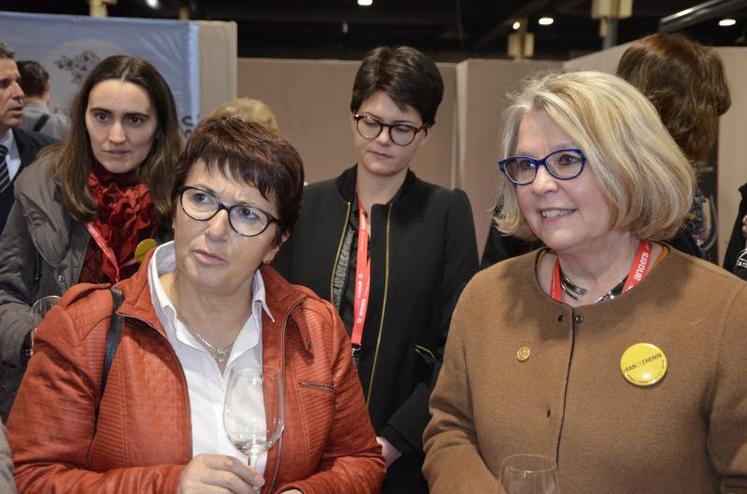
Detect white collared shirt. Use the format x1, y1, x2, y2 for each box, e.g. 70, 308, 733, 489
0, 130, 21, 180
148, 242, 274, 474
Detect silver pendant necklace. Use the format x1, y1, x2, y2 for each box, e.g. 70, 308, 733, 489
559, 268, 628, 304
190, 330, 233, 364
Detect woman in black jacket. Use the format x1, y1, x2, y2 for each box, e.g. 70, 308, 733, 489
274, 46, 479, 493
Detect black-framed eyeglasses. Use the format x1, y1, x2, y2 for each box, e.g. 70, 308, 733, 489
178, 186, 282, 237
353, 114, 426, 146
499, 148, 586, 185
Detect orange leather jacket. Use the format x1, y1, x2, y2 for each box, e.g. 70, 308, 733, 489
8, 257, 385, 493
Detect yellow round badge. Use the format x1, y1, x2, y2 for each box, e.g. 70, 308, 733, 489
134, 238, 158, 263
620, 343, 667, 386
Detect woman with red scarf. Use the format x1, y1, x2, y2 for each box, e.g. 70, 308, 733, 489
0, 55, 181, 420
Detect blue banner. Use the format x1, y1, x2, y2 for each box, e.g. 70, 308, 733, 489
0, 11, 200, 136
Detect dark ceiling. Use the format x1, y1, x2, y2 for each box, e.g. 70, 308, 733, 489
2, 0, 746, 61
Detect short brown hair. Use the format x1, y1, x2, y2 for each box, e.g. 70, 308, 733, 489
17, 60, 49, 98
617, 33, 731, 164
172, 117, 305, 240
52, 55, 182, 226
495, 71, 694, 241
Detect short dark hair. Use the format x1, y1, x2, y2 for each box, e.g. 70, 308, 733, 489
0, 42, 14, 60
17, 60, 49, 97
617, 33, 731, 164
172, 117, 305, 241
55, 55, 182, 226
350, 46, 444, 127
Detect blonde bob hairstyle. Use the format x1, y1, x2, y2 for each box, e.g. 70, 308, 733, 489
494, 71, 695, 241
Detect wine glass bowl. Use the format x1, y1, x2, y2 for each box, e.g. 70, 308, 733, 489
500, 454, 559, 494
224, 365, 284, 468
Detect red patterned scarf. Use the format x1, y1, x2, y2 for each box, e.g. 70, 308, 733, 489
79, 165, 156, 284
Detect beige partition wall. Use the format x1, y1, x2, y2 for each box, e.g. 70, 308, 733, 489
456, 59, 561, 256
234, 58, 457, 188
197, 21, 237, 126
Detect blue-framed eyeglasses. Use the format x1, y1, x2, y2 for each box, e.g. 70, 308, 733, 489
499, 148, 586, 185
178, 186, 282, 237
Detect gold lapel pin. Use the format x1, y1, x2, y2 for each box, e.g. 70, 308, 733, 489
516, 345, 531, 362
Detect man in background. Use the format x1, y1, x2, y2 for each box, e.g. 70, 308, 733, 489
17, 60, 69, 140
0, 43, 54, 232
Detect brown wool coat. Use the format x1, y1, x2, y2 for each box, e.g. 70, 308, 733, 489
424, 249, 747, 493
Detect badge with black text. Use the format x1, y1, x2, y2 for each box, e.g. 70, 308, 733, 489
620, 343, 667, 386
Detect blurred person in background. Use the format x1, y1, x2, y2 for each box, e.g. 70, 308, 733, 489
617, 32, 731, 262
209, 97, 280, 136
17, 59, 70, 140
0, 41, 54, 232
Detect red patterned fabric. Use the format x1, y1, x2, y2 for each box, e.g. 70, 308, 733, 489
79, 166, 155, 284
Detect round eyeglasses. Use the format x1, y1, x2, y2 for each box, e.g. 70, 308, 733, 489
178, 186, 282, 237
353, 114, 425, 146
499, 148, 586, 185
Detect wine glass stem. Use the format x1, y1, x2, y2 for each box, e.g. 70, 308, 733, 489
248, 454, 259, 471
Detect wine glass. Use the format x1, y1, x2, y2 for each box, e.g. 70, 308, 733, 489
30, 295, 61, 348
500, 454, 559, 494
223, 365, 284, 470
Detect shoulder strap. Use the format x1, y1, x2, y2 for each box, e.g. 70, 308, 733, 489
96, 288, 124, 421
32, 113, 50, 132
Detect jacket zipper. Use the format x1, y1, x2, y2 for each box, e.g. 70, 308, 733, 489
329, 201, 352, 302
365, 204, 392, 405
298, 381, 336, 393
555, 310, 578, 466
267, 298, 303, 494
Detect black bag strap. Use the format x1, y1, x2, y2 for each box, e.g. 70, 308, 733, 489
96, 287, 125, 422
32, 113, 50, 132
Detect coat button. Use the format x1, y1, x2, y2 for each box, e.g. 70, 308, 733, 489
57, 275, 64, 283
557, 314, 565, 322
574, 313, 584, 324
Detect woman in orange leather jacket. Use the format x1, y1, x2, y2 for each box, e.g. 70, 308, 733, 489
8, 117, 385, 493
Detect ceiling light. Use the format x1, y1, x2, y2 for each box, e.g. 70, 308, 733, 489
512, 21, 521, 30
358, 0, 373, 6
538, 16, 554, 26
145, 0, 159, 8
719, 18, 736, 27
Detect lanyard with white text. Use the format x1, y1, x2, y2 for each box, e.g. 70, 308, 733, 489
550, 240, 652, 303
85, 222, 136, 283
351, 197, 371, 364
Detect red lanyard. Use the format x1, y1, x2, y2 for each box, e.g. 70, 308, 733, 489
550, 240, 652, 303
85, 222, 136, 283
351, 198, 371, 347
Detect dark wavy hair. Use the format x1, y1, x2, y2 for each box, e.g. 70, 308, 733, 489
50, 55, 181, 225
617, 33, 731, 165
171, 117, 305, 242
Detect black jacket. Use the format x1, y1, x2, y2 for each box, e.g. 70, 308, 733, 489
723, 183, 747, 278
0, 128, 55, 233
274, 165, 478, 493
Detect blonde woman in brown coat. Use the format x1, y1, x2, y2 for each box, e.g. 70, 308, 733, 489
423, 71, 747, 493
